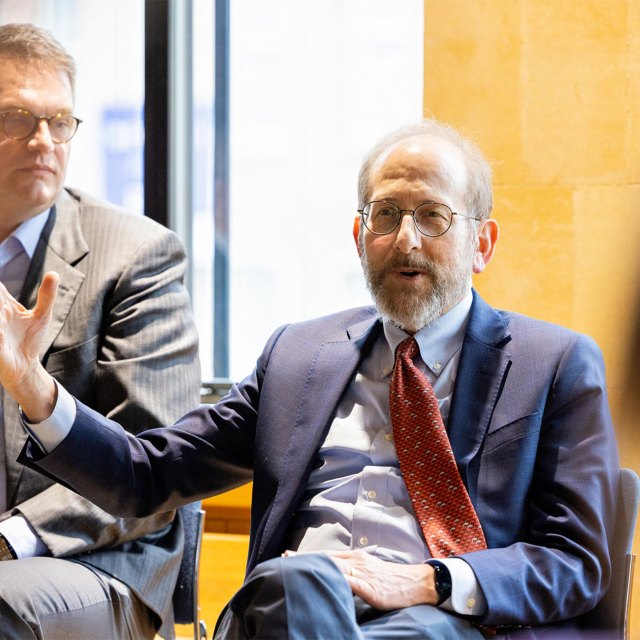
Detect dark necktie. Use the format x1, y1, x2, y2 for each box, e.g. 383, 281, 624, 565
389, 337, 487, 558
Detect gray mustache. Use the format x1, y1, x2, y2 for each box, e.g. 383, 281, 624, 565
380, 255, 436, 273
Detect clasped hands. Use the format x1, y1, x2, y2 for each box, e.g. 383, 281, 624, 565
283, 548, 439, 610
0, 271, 59, 422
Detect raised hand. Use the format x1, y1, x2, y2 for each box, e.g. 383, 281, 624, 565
0, 271, 59, 421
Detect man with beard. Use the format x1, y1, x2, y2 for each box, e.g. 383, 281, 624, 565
0, 120, 620, 638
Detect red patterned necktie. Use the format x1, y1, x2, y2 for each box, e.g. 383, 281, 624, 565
389, 337, 487, 558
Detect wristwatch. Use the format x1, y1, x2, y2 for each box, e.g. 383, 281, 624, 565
0, 533, 17, 561
428, 560, 452, 605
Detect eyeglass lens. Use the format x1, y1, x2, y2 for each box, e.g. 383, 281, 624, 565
363, 201, 453, 236
2, 110, 79, 143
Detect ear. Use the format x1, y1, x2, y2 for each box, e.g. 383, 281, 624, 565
352, 216, 363, 257
472, 219, 499, 274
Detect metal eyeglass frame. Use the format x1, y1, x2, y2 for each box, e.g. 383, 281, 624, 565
357, 200, 482, 237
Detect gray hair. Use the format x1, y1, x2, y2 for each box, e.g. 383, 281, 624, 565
357, 119, 493, 219
0, 23, 76, 95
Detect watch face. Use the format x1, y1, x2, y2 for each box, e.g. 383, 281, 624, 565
431, 561, 452, 604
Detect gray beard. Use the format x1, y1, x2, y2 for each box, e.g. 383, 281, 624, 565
360, 249, 473, 333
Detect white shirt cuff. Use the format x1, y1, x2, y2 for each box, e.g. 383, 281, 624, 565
0, 515, 48, 558
439, 557, 487, 616
22, 381, 76, 453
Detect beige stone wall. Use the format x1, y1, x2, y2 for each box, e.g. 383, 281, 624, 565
423, 4, 640, 628
423, 0, 640, 466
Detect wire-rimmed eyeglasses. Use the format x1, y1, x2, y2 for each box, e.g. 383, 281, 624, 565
0, 108, 82, 143
358, 200, 482, 237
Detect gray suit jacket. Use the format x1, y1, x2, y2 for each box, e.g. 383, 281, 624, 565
21, 293, 620, 630
3, 187, 200, 631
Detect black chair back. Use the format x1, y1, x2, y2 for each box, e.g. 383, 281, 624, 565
582, 468, 639, 639
173, 501, 207, 639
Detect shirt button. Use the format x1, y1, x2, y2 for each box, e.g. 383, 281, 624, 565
366, 490, 377, 501
382, 367, 391, 376
384, 433, 393, 442
433, 361, 442, 371
467, 598, 476, 609
358, 536, 368, 547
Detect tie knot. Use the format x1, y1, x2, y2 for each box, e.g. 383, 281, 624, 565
396, 337, 419, 360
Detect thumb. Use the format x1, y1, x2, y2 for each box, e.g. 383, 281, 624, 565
33, 272, 59, 319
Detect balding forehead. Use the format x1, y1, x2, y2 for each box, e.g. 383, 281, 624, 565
370, 136, 469, 202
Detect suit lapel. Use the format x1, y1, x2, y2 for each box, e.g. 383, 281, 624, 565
255, 313, 381, 564
6, 190, 88, 505
285, 315, 381, 470
447, 291, 512, 497
20, 191, 88, 358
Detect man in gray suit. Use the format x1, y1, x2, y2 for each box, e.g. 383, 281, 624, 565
0, 120, 620, 637
0, 23, 200, 639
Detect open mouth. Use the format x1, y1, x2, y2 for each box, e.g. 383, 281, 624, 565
396, 268, 425, 278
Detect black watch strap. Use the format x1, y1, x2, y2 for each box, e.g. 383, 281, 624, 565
0, 533, 17, 561
428, 560, 452, 605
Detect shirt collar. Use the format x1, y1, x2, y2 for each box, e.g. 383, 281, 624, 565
383, 289, 473, 377
11, 209, 51, 259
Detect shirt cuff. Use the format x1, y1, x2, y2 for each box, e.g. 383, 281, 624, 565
21, 381, 76, 453
439, 557, 487, 616
0, 515, 49, 558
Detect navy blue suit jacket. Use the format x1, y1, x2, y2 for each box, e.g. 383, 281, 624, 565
20, 291, 620, 628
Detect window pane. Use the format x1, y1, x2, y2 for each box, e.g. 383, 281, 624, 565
226, 0, 424, 379
192, 0, 216, 379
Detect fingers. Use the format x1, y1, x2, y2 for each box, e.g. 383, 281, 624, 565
282, 549, 376, 583
347, 566, 361, 579
0, 272, 59, 318
322, 551, 370, 585
33, 272, 59, 319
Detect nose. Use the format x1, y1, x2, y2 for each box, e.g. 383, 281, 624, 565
27, 120, 55, 152
394, 212, 422, 254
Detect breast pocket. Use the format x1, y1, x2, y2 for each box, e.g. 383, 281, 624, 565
483, 411, 541, 453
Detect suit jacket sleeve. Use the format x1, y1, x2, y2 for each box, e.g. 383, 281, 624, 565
462, 332, 619, 626
9, 219, 201, 557
17, 323, 280, 518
